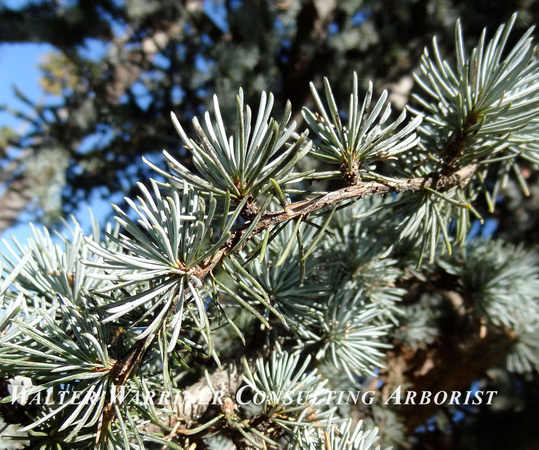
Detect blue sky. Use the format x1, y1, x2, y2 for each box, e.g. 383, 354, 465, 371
0, 0, 228, 262
0, 1, 497, 263
0, 43, 55, 258
0, 42, 111, 260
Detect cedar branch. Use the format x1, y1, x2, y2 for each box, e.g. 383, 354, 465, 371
100, 163, 478, 433
199, 164, 478, 279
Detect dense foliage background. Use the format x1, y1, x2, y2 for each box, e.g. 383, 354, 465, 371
1, 0, 538, 233
1, 1, 539, 449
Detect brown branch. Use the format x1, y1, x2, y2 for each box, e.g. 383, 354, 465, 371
0, 126, 36, 235
384, 289, 515, 433
281, 0, 338, 122
96, 336, 155, 443
95, 163, 478, 442
199, 164, 478, 279
0, 175, 35, 234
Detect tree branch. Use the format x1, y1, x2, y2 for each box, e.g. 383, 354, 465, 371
96, 163, 478, 440
199, 164, 478, 279
281, 0, 338, 122
0, 174, 34, 234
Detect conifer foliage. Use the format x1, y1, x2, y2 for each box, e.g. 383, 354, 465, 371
1, 13, 539, 449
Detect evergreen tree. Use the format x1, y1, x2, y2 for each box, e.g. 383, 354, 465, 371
1, 4, 539, 450
1, 0, 537, 231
